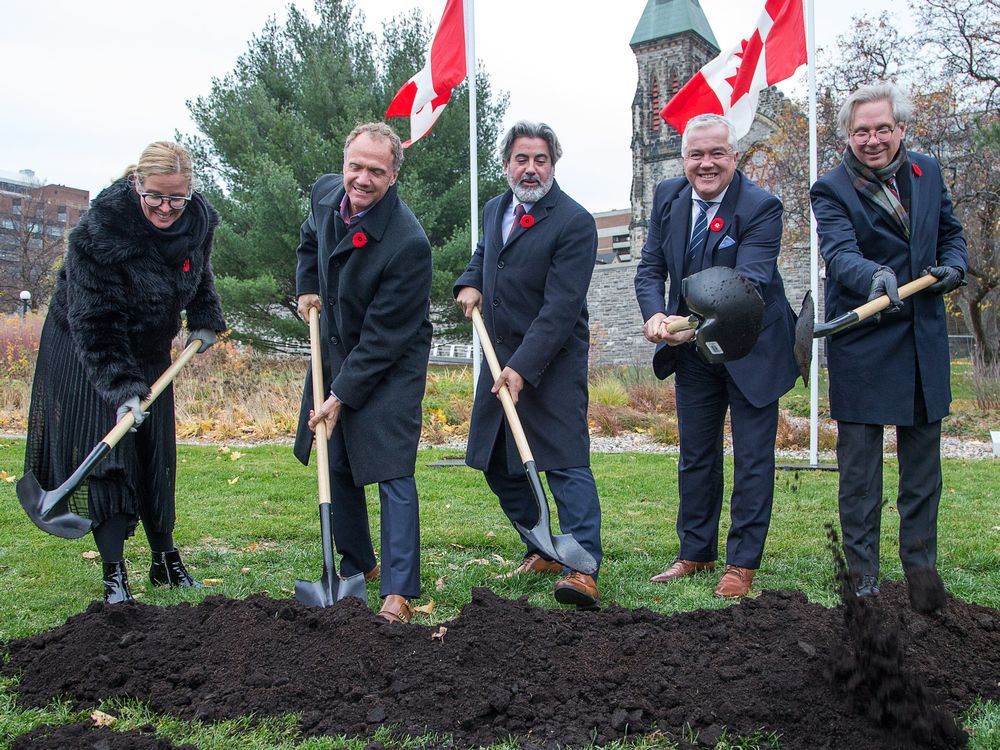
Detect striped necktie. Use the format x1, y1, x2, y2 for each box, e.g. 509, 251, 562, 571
688, 199, 712, 263
508, 203, 525, 241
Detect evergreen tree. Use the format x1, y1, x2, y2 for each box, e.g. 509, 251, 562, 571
183, 0, 507, 349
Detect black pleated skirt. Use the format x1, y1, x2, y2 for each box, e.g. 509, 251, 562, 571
24, 317, 177, 531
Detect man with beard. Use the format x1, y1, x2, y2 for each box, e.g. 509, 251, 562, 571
810, 82, 967, 597
454, 120, 603, 609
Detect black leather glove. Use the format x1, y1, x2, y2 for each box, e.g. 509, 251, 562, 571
186, 328, 217, 354
868, 266, 902, 313
923, 266, 966, 295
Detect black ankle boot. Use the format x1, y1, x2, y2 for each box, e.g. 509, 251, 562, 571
102, 561, 134, 604
149, 548, 202, 588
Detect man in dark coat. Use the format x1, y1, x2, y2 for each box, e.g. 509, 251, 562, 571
294, 122, 432, 623
634, 113, 798, 599
455, 120, 603, 609
810, 82, 967, 596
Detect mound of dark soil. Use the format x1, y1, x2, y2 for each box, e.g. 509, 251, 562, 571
11, 721, 196, 749
4, 583, 998, 749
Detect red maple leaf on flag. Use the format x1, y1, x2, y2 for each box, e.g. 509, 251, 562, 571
725, 33, 765, 106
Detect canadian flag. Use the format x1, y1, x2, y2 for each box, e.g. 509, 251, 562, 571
385, 0, 467, 147
661, 0, 806, 139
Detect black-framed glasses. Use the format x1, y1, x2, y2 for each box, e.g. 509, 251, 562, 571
138, 192, 191, 210
850, 125, 898, 145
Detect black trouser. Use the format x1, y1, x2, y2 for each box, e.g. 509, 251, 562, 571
836, 418, 942, 578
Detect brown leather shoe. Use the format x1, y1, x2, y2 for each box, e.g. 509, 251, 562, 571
553, 571, 600, 609
649, 559, 715, 583
365, 564, 380, 583
511, 553, 564, 576
714, 565, 755, 598
377, 594, 412, 623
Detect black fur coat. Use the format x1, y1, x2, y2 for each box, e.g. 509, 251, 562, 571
48, 178, 227, 407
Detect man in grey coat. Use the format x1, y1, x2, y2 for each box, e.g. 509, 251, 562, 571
294, 122, 432, 623
455, 120, 603, 609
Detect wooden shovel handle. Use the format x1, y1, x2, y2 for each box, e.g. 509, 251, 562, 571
308, 307, 333, 507
471, 307, 534, 463
103, 339, 202, 450
665, 315, 699, 334
849, 273, 937, 322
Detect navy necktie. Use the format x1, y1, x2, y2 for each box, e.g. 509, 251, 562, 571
688, 199, 712, 263
508, 203, 525, 241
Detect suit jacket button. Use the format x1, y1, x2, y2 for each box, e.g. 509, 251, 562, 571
328, 298, 336, 306
330, 336, 339, 345
497, 260, 505, 269
492, 298, 501, 307
495, 336, 503, 344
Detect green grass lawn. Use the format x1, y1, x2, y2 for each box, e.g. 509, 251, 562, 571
0, 439, 997, 749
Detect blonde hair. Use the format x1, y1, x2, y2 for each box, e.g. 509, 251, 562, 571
121, 141, 196, 191
343, 122, 404, 173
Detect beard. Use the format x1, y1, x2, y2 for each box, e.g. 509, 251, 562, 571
508, 171, 553, 203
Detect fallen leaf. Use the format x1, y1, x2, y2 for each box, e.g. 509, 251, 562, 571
435, 576, 446, 591
412, 600, 435, 615
202, 578, 223, 586
244, 541, 260, 552
218, 446, 230, 453
484, 531, 496, 539
490, 554, 507, 564
240, 567, 251, 574
280, 586, 292, 593
82, 550, 100, 560
228, 477, 239, 485
0, 470, 15, 482
448, 543, 466, 550
447, 563, 459, 570
230, 451, 243, 461
431, 626, 447, 641
463, 558, 490, 567
91, 710, 115, 727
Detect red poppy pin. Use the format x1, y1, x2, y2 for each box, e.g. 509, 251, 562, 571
912, 163, 922, 177
519, 214, 535, 229
710, 217, 725, 232
352, 231, 367, 248
182, 258, 191, 273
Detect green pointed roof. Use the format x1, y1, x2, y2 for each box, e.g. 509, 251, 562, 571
630, 0, 718, 49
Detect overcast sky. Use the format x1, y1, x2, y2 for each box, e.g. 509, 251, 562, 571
2, 0, 910, 213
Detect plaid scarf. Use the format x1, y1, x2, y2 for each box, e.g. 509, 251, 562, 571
842, 145, 910, 240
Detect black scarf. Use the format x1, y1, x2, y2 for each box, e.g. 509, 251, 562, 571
842, 145, 910, 240
129, 187, 210, 265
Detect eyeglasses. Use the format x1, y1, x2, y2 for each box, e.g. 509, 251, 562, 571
850, 125, 898, 145
683, 149, 735, 162
138, 192, 192, 210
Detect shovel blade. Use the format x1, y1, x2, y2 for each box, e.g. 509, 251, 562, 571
16, 471, 92, 539
294, 569, 368, 607
793, 291, 815, 386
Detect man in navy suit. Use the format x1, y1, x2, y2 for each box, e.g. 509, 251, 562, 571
295, 122, 432, 624
810, 82, 967, 597
634, 113, 798, 599
455, 120, 603, 609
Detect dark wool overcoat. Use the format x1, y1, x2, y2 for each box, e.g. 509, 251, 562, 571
25, 178, 226, 527
810, 152, 968, 425
454, 181, 597, 474
634, 170, 798, 408
293, 176, 432, 486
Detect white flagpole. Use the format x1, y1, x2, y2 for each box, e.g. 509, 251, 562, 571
806, 0, 819, 465
465, 0, 482, 392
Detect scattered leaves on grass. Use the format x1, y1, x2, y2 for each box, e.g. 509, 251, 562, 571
228, 477, 239, 485
218, 446, 230, 454
240, 567, 251, 574
435, 576, 446, 591
82, 551, 99, 560
412, 600, 434, 615
0, 470, 16, 482
90, 710, 115, 727
431, 626, 447, 642
230, 451, 243, 461
485, 531, 496, 538
463, 558, 491, 567
203, 579, 223, 586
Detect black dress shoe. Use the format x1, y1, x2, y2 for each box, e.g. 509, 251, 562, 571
102, 560, 134, 604
856, 574, 880, 598
149, 548, 203, 588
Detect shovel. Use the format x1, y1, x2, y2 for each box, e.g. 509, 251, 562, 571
663, 266, 765, 363
793, 291, 815, 385
813, 273, 938, 337
471, 307, 598, 575
294, 306, 367, 606
17, 338, 204, 540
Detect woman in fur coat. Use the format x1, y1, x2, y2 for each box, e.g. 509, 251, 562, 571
24, 141, 227, 603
